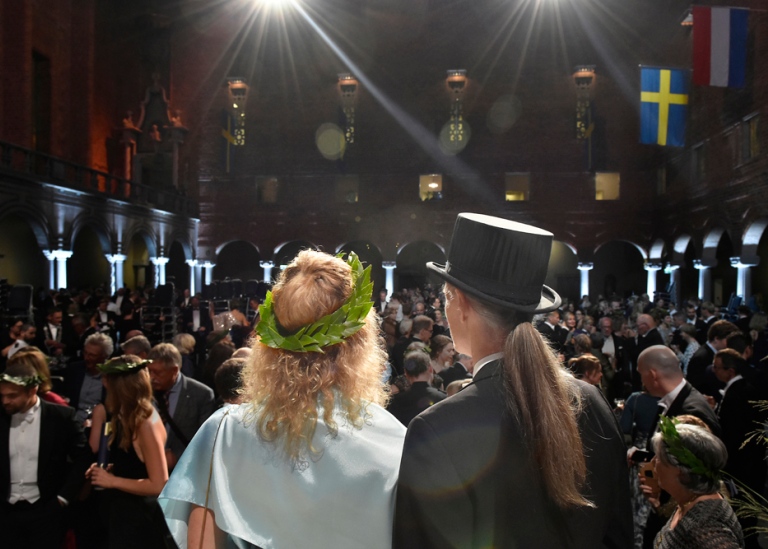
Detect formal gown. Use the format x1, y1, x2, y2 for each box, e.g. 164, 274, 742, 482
160, 401, 406, 549
106, 424, 173, 549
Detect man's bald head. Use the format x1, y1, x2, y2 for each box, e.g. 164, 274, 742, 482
636, 314, 656, 336
637, 345, 682, 397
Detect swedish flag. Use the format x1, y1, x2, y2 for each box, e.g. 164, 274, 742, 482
640, 67, 689, 147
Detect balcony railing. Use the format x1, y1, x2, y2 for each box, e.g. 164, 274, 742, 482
0, 140, 198, 217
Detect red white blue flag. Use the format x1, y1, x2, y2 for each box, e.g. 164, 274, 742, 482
692, 6, 749, 88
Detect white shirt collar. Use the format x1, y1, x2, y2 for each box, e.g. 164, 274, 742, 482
13, 396, 41, 425
724, 374, 743, 394
472, 353, 504, 377
659, 378, 687, 412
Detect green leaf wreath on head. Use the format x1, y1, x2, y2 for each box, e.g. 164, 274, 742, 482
0, 373, 44, 387
97, 358, 152, 375
256, 252, 374, 353
659, 415, 720, 481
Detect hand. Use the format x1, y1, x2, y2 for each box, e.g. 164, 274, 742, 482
86, 463, 117, 489
704, 395, 716, 409
639, 481, 661, 509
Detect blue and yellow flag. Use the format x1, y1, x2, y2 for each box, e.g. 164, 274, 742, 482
640, 67, 689, 147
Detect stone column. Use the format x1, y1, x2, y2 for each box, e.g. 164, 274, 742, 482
665, 263, 682, 309
730, 256, 760, 300
186, 259, 198, 295
203, 262, 216, 286
644, 262, 663, 299
693, 259, 715, 301
383, 261, 397, 297
106, 254, 127, 296
150, 257, 169, 287
167, 122, 189, 190
260, 261, 274, 284
577, 262, 593, 300
51, 250, 73, 291
43, 250, 56, 290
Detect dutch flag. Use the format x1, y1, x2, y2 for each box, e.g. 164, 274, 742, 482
692, 6, 749, 88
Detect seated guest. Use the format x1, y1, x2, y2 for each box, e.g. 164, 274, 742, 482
7, 347, 68, 405
0, 361, 87, 548
63, 332, 114, 424
0, 318, 24, 367
87, 355, 172, 548
147, 343, 215, 472
214, 357, 246, 406
646, 418, 743, 548
388, 351, 447, 427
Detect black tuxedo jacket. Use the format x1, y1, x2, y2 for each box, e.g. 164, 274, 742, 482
387, 381, 446, 428
395, 361, 632, 549
646, 381, 721, 451
164, 374, 215, 459
0, 399, 87, 510
182, 307, 213, 335
686, 344, 716, 395
536, 322, 568, 353
718, 377, 767, 492
439, 362, 472, 388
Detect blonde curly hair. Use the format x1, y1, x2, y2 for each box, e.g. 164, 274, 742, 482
242, 250, 389, 461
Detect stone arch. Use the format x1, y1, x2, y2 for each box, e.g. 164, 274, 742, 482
649, 238, 666, 261
673, 234, 695, 262
273, 240, 319, 266
701, 226, 728, 263
336, 240, 385, 292
396, 240, 446, 289
124, 223, 158, 258
216, 239, 260, 257
742, 218, 768, 259
69, 213, 113, 254
0, 201, 51, 250
594, 239, 649, 261
0, 213, 48, 287
215, 240, 263, 281
169, 229, 194, 261
547, 241, 579, 304
592, 240, 646, 298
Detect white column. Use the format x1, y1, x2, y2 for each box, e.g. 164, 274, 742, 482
51, 250, 73, 291
383, 261, 396, 297
186, 259, 198, 295
731, 257, 759, 299
203, 261, 216, 285
693, 260, 713, 302
106, 254, 127, 296
260, 261, 274, 283
577, 262, 593, 300
665, 263, 682, 309
644, 262, 663, 299
150, 256, 169, 287
43, 250, 56, 290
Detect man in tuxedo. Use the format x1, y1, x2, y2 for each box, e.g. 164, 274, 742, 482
176, 289, 192, 310
686, 319, 738, 397
438, 352, 472, 387
395, 214, 632, 548
387, 351, 447, 427
391, 315, 433, 377
373, 288, 389, 316
536, 310, 567, 354
62, 332, 113, 424
148, 343, 214, 472
637, 345, 721, 444
625, 314, 664, 390
713, 349, 766, 548
600, 315, 631, 401
36, 306, 70, 361
0, 362, 87, 548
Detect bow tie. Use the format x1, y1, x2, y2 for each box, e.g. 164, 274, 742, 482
15, 408, 36, 425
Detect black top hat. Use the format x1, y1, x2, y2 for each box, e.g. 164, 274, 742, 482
427, 213, 561, 313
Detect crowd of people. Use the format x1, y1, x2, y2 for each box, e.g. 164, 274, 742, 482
0, 212, 766, 548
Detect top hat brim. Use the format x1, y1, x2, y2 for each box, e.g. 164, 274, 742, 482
427, 261, 561, 314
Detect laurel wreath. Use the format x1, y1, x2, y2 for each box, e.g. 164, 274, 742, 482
0, 373, 44, 387
659, 415, 720, 481
97, 358, 152, 375
256, 252, 374, 353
